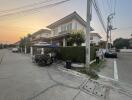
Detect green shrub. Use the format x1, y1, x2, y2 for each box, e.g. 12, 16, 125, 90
56, 46, 97, 63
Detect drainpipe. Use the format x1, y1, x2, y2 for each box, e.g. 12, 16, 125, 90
25, 46, 27, 54
63, 38, 66, 47
30, 46, 33, 55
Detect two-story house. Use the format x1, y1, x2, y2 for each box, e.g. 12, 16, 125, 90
47, 11, 101, 46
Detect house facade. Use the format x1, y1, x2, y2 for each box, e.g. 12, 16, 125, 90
30, 29, 51, 44
30, 12, 101, 46
90, 33, 102, 45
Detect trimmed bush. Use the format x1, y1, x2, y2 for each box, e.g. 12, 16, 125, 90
56, 46, 96, 63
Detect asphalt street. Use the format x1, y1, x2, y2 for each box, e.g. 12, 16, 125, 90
117, 53, 132, 85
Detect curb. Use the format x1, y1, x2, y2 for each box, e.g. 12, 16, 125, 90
58, 66, 89, 79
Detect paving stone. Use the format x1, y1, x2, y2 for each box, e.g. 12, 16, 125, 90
83, 80, 96, 93
93, 83, 107, 98
81, 79, 109, 99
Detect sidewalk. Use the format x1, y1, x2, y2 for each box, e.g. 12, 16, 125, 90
98, 58, 114, 80
56, 64, 132, 100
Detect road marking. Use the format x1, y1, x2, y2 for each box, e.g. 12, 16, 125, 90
114, 59, 118, 81
98, 74, 116, 81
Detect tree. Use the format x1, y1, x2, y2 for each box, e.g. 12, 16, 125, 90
67, 30, 85, 46
19, 33, 32, 52
99, 41, 106, 48
113, 38, 129, 49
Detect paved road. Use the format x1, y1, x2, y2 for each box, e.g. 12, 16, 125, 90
117, 53, 132, 85
0, 49, 131, 100
0, 49, 5, 64
0, 49, 89, 100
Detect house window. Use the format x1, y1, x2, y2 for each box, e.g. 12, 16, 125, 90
61, 25, 67, 32
90, 36, 93, 40
53, 28, 58, 35
74, 22, 77, 30
67, 23, 72, 31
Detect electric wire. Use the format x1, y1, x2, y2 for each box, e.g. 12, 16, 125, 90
0, 0, 54, 14
0, 0, 71, 18
92, 0, 107, 33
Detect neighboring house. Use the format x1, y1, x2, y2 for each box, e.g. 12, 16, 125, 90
30, 29, 51, 44
90, 33, 102, 45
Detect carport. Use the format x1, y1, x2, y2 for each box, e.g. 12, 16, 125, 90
31, 42, 58, 56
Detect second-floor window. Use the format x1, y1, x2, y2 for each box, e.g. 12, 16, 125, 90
61, 25, 67, 32
61, 23, 72, 32
74, 22, 77, 30
90, 36, 93, 40
53, 28, 58, 35
67, 23, 72, 31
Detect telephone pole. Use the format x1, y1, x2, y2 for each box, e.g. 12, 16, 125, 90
86, 0, 92, 68
106, 13, 115, 51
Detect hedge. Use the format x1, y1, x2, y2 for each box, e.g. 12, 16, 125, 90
56, 46, 96, 63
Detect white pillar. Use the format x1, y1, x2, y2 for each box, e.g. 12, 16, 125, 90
63, 38, 66, 47
41, 48, 44, 54
30, 47, 33, 55
21, 48, 23, 53
25, 46, 27, 54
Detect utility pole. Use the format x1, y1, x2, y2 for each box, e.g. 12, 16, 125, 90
109, 27, 117, 49
86, 0, 92, 68
106, 13, 115, 51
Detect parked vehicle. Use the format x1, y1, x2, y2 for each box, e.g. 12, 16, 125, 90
33, 54, 53, 66
105, 52, 117, 58
12, 48, 19, 53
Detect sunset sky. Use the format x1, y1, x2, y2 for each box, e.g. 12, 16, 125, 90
0, 0, 132, 44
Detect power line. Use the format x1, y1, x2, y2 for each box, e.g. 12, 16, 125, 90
0, 0, 71, 18
0, 0, 54, 14
114, 0, 117, 14
92, 0, 107, 33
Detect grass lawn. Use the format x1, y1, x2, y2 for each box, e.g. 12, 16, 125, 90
90, 59, 106, 72
71, 59, 106, 79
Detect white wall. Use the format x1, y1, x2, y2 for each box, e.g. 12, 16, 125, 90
33, 32, 51, 40
72, 19, 86, 33
41, 32, 51, 38
91, 35, 101, 45
51, 19, 86, 37
51, 21, 72, 36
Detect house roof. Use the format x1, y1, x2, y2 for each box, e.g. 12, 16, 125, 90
90, 33, 102, 38
47, 11, 94, 31
31, 29, 51, 37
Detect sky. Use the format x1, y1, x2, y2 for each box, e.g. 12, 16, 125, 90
0, 0, 132, 44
